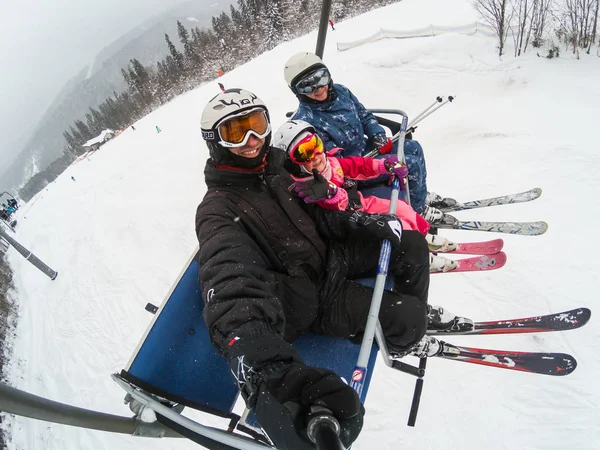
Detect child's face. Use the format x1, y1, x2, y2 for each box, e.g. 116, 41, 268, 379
303, 152, 326, 174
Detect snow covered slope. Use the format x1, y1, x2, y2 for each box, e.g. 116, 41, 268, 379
4, 0, 599, 448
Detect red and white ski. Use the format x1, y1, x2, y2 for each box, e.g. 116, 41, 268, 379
434, 343, 577, 376
427, 307, 591, 335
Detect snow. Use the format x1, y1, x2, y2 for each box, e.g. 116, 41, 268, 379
3, 0, 600, 448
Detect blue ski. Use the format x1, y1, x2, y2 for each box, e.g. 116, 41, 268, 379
440, 188, 542, 212
435, 216, 548, 236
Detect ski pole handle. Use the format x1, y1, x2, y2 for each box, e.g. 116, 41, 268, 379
307, 407, 345, 450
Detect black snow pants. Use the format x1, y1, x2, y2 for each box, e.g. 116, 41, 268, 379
314, 230, 430, 354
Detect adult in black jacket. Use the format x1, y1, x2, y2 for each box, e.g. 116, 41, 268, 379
196, 88, 432, 449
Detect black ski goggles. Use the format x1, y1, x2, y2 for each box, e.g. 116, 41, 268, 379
295, 68, 331, 95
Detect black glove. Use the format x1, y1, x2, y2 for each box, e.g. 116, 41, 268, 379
348, 211, 403, 246
227, 332, 364, 449
294, 169, 338, 203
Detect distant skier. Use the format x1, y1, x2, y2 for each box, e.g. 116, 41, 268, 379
218, 82, 225, 92
8, 198, 18, 210
329, 19, 335, 31
156, 126, 162, 134
71, 176, 76, 181
131, 125, 136, 131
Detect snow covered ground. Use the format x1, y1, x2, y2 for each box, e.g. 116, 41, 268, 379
3, 0, 599, 448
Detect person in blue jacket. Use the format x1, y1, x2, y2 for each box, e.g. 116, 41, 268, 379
284, 52, 456, 222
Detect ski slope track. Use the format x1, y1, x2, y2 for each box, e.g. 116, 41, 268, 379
3, 0, 599, 448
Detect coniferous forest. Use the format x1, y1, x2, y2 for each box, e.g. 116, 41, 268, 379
18, 0, 398, 202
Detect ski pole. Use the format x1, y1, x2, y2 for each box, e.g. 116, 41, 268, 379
363, 109, 412, 160
350, 112, 409, 399
0, 227, 58, 280
408, 95, 455, 130
409, 96, 443, 125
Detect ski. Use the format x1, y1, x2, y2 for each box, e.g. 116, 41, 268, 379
428, 307, 591, 335
432, 252, 506, 274
440, 188, 542, 212
436, 238, 504, 255
434, 342, 577, 376
435, 215, 548, 236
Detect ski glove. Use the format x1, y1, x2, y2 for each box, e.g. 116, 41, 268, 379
384, 155, 409, 191
349, 212, 403, 246
264, 364, 364, 449
227, 332, 364, 450
373, 134, 393, 154
294, 169, 338, 203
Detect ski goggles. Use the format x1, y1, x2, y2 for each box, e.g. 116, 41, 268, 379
216, 108, 271, 147
295, 68, 331, 95
289, 133, 325, 164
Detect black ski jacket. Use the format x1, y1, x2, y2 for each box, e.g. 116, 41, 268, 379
196, 149, 356, 355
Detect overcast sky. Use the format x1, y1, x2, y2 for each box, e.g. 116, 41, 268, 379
0, 0, 185, 174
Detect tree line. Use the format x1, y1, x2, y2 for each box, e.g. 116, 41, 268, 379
18, 0, 397, 202
475, 0, 599, 56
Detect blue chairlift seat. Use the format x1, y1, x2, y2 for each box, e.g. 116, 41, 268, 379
121, 251, 381, 431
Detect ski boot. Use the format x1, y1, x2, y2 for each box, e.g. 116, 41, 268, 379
429, 254, 458, 273
427, 304, 474, 332
421, 206, 459, 227
426, 234, 457, 252
410, 335, 442, 358
426, 191, 459, 210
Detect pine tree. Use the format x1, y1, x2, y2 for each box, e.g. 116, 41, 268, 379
165, 33, 185, 71
265, 0, 285, 49
85, 112, 100, 136
69, 125, 84, 146
178, 20, 203, 75
63, 130, 78, 152
74, 120, 93, 141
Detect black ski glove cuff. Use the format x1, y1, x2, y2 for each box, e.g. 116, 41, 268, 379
225, 328, 303, 407
347, 211, 403, 246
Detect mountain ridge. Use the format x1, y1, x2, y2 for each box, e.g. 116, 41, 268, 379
0, 0, 234, 194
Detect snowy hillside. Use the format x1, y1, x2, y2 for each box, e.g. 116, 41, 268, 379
3, 0, 599, 448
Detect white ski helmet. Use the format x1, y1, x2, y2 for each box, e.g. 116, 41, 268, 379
201, 88, 271, 168
284, 52, 329, 95
272, 120, 316, 155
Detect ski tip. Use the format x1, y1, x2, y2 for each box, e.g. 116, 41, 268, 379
531, 221, 549, 235
495, 251, 507, 268
551, 354, 578, 376
573, 307, 592, 328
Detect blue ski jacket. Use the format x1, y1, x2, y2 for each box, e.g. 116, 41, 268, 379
292, 83, 385, 157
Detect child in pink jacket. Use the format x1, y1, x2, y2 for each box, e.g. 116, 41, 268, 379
273, 120, 457, 258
